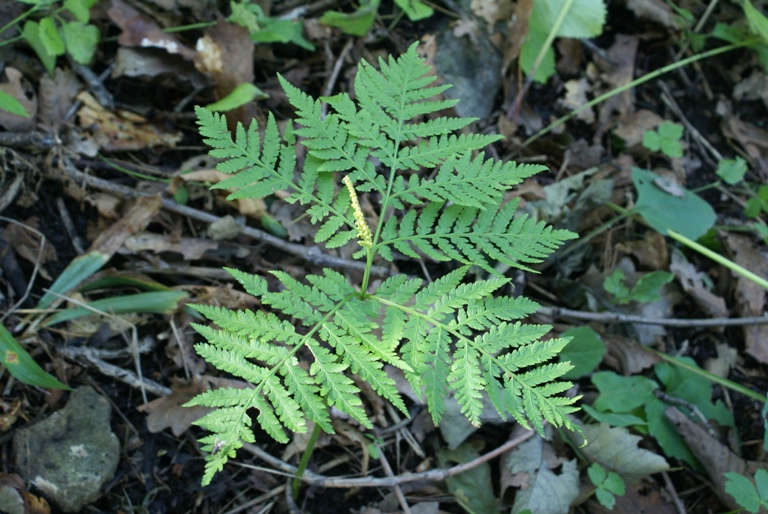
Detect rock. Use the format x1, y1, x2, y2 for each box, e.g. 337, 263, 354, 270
13, 386, 120, 512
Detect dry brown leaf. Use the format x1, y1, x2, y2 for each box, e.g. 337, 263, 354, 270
107, 0, 196, 60
561, 78, 595, 123
470, 0, 511, 26
625, 0, 681, 29
596, 35, 638, 139
666, 407, 768, 511
139, 377, 214, 436
180, 169, 267, 218
0, 472, 51, 514
139, 376, 252, 436
603, 333, 659, 375
717, 98, 768, 173
0, 67, 37, 132
76, 91, 182, 151
112, 47, 199, 80
613, 109, 664, 148
88, 195, 162, 257
1, 217, 57, 281
669, 251, 728, 319
615, 230, 669, 270
721, 232, 768, 364
194, 20, 256, 129
39, 68, 81, 131
122, 232, 217, 260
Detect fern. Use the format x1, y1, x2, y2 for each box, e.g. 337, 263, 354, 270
187, 43, 581, 486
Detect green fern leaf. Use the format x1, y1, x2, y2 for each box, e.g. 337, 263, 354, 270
188, 42, 583, 486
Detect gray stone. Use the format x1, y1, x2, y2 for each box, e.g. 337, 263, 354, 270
13, 386, 120, 512
0, 485, 25, 514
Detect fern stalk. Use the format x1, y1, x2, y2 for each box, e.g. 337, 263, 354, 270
187, 43, 582, 486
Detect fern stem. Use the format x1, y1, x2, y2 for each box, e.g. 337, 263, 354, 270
292, 422, 323, 500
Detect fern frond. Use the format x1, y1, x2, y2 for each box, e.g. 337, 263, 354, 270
392, 154, 546, 209
189, 42, 583, 486
379, 198, 576, 273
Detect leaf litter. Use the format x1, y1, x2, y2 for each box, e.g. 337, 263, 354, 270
1, 0, 768, 512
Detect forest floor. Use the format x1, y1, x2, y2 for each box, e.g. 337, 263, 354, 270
1, 0, 768, 513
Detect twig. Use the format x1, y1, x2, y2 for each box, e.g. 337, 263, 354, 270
0, 217, 46, 323
59, 345, 171, 397
0, 173, 23, 214
538, 306, 768, 327
55, 197, 86, 254
322, 38, 354, 98
662, 470, 688, 514
242, 429, 534, 488
376, 441, 412, 514
56, 159, 392, 277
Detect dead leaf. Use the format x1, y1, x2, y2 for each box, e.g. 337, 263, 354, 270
122, 232, 217, 260
1, 217, 57, 280
0, 67, 37, 132
76, 91, 182, 151
586, 480, 679, 514
139, 376, 252, 436
669, 251, 728, 319
613, 109, 664, 148
560, 78, 595, 123
88, 195, 162, 256
139, 377, 214, 436
615, 230, 669, 270
717, 98, 768, 173
39, 68, 81, 131
180, 169, 267, 219
112, 47, 200, 80
625, 0, 681, 29
194, 20, 256, 129
721, 232, 768, 364
603, 333, 659, 375
0, 399, 21, 431
596, 35, 639, 140
666, 407, 768, 511
107, 0, 196, 60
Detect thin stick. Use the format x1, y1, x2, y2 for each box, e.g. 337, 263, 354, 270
242, 429, 534, 488
538, 305, 768, 327
378, 444, 412, 514
56, 160, 391, 277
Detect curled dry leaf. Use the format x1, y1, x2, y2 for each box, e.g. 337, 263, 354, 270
721, 232, 768, 364
666, 406, 768, 511
107, 0, 195, 60
669, 251, 728, 319
76, 92, 182, 151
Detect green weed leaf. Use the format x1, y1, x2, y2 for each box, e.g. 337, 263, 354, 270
558, 326, 604, 379
0, 325, 70, 390
0, 91, 29, 117
205, 83, 267, 112
716, 157, 747, 185
22, 21, 57, 75
725, 470, 768, 513
632, 168, 716, 240
61, 21, 99, 64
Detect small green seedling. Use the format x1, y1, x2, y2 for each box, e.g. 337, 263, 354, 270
588, 463, 626, 510
17, 0, 100, 76
643, 121, 684, 158
716, 157, 748, 185
603, 269, 674, 305
227, 0, 314, 50
725, 469, 768, 513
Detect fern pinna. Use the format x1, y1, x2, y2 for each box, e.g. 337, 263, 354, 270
187, 43, 581, 486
